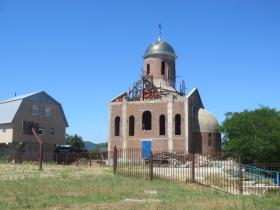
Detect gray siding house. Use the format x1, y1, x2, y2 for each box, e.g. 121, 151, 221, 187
0, 91, 68, 160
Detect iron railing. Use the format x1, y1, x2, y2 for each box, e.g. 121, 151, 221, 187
112, 147, 280, 195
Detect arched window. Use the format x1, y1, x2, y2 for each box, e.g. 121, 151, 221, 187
208, 133, 212, 146
114, 116, 120, 136
175, 114, 181, 135
142, 111, 152, 130
147, 64, 150, 75
129, 115, 135, 136
161, 61, 165, 75
159, 115, 165, 135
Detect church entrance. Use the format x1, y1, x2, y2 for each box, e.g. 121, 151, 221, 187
142, 140, 151, 159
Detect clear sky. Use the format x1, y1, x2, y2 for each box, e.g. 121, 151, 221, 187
0, 0, 279, 143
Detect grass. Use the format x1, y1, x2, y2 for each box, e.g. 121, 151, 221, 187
205, 174, 238, 190
0, 163, 279, 209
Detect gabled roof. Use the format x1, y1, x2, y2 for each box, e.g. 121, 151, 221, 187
111, 92, 127, 102
186, 88, 204, 109
0, 91, 69, 127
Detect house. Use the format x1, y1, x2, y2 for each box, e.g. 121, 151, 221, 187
0, 91, 68, 161
99, 147, 108, 159
108, 35, 221, 159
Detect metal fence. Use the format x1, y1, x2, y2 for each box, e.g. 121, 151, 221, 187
0, 150, 54, 163
55, 152, 104, 166
112, 147, 280, 195
254, 163, 280, 171
0, 149, 105, 166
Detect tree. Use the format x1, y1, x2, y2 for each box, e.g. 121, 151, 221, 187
219, 106, 280, 163
65, 134, 85, 151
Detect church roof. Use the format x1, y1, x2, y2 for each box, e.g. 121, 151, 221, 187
144, 38, 176, 59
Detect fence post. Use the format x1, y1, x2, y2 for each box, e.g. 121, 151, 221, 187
77, 153, 79, 166
99, 152, 102, 167
66, 153, 69, 165
89, 152, 92, 167
149, 151, 153, 180
39, 143, 43, 170
13, 151, 15, 163
192, 153, 195, 183
238, 156, 243, 195
113, 146, 117, 174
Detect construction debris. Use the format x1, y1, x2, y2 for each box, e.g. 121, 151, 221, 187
145, 152, 213, 168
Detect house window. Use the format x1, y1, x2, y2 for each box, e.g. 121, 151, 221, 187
32, 104, 39, 116
50, 128, 55, 136
208, 133, 212, 146
147, 64, 150, 75
2, 129, 6, 134
175, 114, 181, 135
45, 105, 51, 117
159, 115, 165, 135
37, 128, 44, 135
142, 111, 152, 130
114, 116, 120, 136
161, 61, 165, 75
129, 115, 135, 136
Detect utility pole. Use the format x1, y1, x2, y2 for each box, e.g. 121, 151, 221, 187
32, 128, 43, 170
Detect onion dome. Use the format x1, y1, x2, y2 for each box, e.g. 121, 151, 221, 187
144, 38, 177, 60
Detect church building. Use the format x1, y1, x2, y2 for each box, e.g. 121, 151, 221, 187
108, 35, 221, 158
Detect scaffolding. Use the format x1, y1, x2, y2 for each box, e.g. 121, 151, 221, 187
127, 74, 185, 101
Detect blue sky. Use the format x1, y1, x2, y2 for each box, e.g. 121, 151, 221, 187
0, 0, 279, 143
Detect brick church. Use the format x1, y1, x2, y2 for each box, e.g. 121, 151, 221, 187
108, 35, 221, 158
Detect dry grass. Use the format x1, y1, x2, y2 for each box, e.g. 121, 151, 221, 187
0, 163, 279, 210
0, 162, 103, 181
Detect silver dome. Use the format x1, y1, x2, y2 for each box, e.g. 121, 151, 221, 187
144, 39, 176, 59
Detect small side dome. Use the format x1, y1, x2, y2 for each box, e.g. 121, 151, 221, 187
144, 39, 176, 60
194, 109, 218, 133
